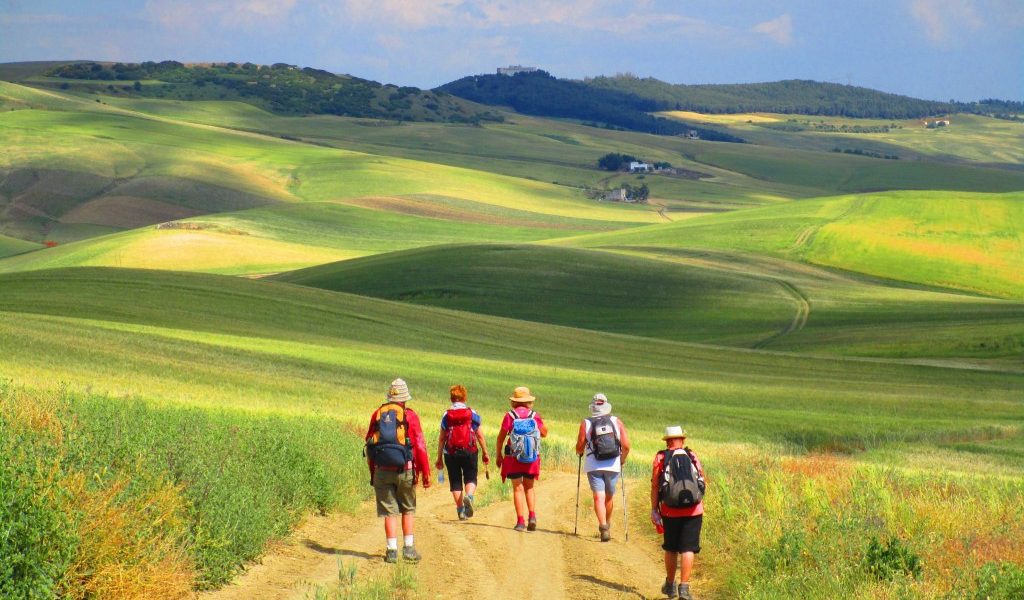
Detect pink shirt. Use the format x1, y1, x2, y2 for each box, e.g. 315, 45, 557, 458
499, 407, 545, 480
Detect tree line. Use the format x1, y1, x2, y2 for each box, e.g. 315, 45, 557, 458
45, 62, 500, 123
438, 71, 744, 142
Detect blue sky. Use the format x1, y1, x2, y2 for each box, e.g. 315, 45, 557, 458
1, 0, 1022, 100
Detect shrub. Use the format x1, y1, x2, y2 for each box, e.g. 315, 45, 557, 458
972, 562, 1024, 600
864, 536, 922, 580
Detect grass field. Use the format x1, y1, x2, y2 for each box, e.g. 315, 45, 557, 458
2, 71, 1024, 599
274, 244, 797, 345
564, 190, 1024, 300
661, 110, 1024, 166
1, 267, 1022, 597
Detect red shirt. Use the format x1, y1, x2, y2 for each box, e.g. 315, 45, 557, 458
365, 403, 431, 485
651, 448, 705, 517
499, 407, 545, 480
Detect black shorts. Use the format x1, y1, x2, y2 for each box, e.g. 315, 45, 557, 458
662, 514, 702, 553
444, 452, 479, 491
505, 473, 536, 480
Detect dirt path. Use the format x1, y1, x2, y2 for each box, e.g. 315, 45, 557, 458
203, 472, 671, 600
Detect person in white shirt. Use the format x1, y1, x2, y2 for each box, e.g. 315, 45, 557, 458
575, 393, 631, 542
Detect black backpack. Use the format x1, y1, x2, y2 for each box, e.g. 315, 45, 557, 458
659, 448, 705, 508
587, 415, 621, 461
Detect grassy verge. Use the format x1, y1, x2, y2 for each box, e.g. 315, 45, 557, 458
0, 382, 370, 593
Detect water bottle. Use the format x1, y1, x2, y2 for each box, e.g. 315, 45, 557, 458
439, 470, 445, 484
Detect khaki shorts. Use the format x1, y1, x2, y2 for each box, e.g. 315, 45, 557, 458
373, 469, 416, 517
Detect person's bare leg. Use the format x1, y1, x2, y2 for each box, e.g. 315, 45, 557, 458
664, 551, 678, 583
593, 491, 608, 525
680, 551, 694, 582
512, 478, 526, 519
384, 515, 398, 538
524, 478, 537, 513
465, 482, 477, 497
451, 490, 463, 507
401, 512, 414, 536
604, 495, 615, 525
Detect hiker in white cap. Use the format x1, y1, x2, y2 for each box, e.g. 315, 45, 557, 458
364, 378, 431, 563
650, 426, 706, 600
575, 393, 631, 542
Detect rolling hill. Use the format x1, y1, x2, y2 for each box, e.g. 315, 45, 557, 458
564, 190, 1024, 300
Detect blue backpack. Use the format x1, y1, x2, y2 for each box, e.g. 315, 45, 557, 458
508, 410, 540, 463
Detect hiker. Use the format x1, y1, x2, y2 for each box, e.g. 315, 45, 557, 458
435, 384, 490, 521
365, 378, 431, 564
650, 426, 706, 600
496, 386, 548, 532
575, 393, 631, 542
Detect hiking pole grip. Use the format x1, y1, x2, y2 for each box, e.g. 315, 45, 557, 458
574, 454, 582, 536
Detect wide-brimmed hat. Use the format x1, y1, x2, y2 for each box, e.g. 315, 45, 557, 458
590, 393, 612, 417
509, 386, 536, 403
662, 425, 687, 440
387, 378, 412, 403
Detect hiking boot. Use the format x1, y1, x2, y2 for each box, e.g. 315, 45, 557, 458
599, 524, 611, 542
660, 581, 677, 599
384, 548, 398, 563
402, 546, 421, 563
458, 507, 468, 521
678, 582, 693, 600
514, 522, 527, 532
463, 495, 475, 518
527, 516, 537, 531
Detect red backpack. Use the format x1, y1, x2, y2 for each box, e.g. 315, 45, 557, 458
444, 407, 476, 456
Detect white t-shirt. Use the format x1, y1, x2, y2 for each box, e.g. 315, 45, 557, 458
583, 416, 622, 473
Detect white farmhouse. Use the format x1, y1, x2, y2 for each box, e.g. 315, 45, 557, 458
629, 161, 651, 173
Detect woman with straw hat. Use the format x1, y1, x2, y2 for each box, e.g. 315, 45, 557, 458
496, 386, 549, 532
650, 426, 706, 600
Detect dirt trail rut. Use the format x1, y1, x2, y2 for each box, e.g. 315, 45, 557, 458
203, 472, 670, 599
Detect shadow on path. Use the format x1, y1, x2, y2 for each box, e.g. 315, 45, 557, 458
572, 574, 646, 598
303, 540, 377, 560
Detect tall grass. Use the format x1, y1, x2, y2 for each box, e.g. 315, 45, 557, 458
624, 444, 1024, 599
0, 382, 371, 592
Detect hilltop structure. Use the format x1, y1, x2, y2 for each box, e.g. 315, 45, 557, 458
497, 65, 538, 76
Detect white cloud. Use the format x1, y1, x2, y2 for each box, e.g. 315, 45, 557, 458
751, 14, 793, 45
144, 0, 298, 29
909, 0, 984, 42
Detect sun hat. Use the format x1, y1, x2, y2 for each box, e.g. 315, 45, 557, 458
589, 393, 612, 417
662, 425, 687, 440
387, 378, 412, 403
509, 386, 536, 403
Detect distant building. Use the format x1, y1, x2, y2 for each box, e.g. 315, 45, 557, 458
604, 188, 628, 202
687, 130, 701, 140
629, 161, 651, 173
924, 119, 951, 128
497, 65, 539, 76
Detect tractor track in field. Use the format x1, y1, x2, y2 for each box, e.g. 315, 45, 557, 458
751, 279, 811, 349
201, 472, 678, 600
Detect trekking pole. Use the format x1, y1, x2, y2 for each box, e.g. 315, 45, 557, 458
622, 469, 628, 542
574, 454, 582, 536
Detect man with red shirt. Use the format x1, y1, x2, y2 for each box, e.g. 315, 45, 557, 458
650, 426, 706, 600
365, 378, 431, 563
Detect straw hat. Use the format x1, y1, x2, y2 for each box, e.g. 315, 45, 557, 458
662, 425, 687, 440
590, 393, 612, 417
509, 386, 536, 403
387, 378, 412, 403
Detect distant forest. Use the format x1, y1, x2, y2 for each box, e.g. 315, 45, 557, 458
585, 76, 1024, 119
46, 61, 498, 123
437, 71, 745, 142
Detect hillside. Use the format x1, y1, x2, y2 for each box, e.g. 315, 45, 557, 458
274, 244, 795, 345
437, 70, 744, 140
564, 190, 1024, 300
587, 76, 1023, 118
27, 61, 501, 123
